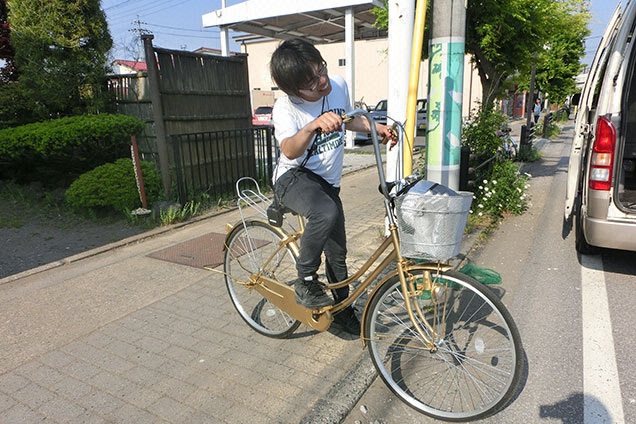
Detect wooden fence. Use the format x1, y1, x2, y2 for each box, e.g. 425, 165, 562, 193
108, 35, 254, 200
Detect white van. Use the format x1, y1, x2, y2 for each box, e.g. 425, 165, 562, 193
565, 1, 636, 253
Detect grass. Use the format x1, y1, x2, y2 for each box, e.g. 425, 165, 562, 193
0, 180, 141, 230
0, 216, 23, 229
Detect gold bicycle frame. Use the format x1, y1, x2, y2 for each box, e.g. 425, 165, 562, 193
225, 209, 452, 350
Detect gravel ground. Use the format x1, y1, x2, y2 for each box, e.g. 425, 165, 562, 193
0, 202, 146, 280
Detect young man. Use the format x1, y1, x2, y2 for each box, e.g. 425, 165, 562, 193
269, 38, 396, 335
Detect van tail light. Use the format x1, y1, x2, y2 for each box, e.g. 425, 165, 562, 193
589, 116, 616, 191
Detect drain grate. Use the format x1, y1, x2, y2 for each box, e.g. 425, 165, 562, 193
147, 232, 226, 269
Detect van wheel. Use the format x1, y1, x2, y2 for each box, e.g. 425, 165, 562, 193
575, 196, 597, 254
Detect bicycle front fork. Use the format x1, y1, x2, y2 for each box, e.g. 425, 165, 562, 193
398, 261, 451, 353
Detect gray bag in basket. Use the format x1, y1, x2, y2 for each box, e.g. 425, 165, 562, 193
394, 180, 473, 260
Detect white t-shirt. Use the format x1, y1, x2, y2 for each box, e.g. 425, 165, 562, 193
272, 76, 352, 187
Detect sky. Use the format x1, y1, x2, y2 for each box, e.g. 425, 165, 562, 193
583, 0, 622, 67
102, 0, 244, 61
103, 0, 623, 65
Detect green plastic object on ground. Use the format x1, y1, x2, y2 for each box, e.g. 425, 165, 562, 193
459, 262, 502, 285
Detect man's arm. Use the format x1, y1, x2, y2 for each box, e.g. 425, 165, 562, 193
346, 116, 397, 147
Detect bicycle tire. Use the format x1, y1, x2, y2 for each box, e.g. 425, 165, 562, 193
365, 269, 522, 421
224, 220, 301, 338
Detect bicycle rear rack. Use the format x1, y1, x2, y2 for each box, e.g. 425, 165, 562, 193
235, 177, 269, 223
234, 177, 300, 234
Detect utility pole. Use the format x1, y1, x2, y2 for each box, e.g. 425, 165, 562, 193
129, 16, 149, 61
385, 0, 415, 182
426, 0, 466, 190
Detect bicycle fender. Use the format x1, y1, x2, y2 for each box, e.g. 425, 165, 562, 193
222, 218, 285, 251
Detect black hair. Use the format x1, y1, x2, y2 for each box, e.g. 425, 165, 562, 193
269, 38, 325, 98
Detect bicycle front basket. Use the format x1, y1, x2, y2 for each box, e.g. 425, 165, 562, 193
394, 181, 473, 261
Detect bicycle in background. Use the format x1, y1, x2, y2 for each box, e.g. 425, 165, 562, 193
497, 126, 519, 159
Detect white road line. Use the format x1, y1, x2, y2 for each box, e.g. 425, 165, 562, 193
581, 254, 625, 424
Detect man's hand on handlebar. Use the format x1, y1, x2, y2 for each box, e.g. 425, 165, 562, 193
377, 123, 398, 149
312, 111, 345, 134
343, 112, 398, 149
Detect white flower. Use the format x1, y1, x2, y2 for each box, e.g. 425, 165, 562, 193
478, 212, 483, 217
478, 204, 484, 208
492, 180, 498, 185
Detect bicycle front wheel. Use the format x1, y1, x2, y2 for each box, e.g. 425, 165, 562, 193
365, 269, 522, 421
224, 220, 301, 338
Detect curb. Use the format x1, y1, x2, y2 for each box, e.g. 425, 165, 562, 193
300, 355, 378, 424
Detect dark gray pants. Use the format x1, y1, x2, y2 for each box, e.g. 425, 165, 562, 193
274, 168, 349, 302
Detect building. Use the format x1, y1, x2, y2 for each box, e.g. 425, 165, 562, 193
111, 60, 147, 74
239, 36, 482, 119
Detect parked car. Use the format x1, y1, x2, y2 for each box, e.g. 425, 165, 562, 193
369, 98, 427, 131
564, 1, 636, 253
369, 99, 388, 125
351, 101, 372, 142
252, 106, 273, 126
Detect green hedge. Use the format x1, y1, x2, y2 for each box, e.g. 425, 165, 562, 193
65, 158, 162, 213
0, 114, 145, 185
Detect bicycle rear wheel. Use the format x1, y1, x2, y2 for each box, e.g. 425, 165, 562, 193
365, 269, 522, 421
224, 220, 301, 338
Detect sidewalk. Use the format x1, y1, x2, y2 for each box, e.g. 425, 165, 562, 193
0, 123, 530, 422
0, 153, 392, 423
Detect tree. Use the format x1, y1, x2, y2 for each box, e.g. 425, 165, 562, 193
7, 0, 113, 120
466, 0, 558, 107
533, 0, 590, 106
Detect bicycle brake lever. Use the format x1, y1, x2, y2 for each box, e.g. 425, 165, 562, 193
340, 113, 353, 124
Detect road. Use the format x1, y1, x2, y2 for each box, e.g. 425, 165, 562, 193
343, 125, 636, 424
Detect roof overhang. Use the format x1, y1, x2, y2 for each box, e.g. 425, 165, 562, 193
202, 0, 386, 44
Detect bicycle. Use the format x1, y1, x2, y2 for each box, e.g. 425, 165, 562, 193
218, 110, 523, 421
497, 126, 518, 159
